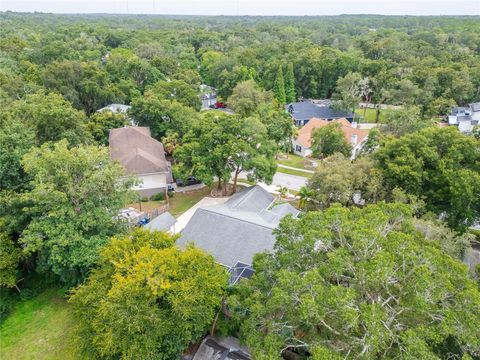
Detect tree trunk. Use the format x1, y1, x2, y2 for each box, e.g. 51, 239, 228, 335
232, 168, 241, 194
217, 178, 222, 191
375, 105, 381, 123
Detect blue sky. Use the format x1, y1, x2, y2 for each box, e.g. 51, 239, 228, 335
1, 0, 479, 15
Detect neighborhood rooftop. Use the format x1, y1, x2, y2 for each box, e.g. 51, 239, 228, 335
177, 186, 299, 269
109, 126, 171, 176
287, 99, 354, 126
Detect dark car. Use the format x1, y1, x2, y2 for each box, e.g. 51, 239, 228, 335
176, 176, 201, 187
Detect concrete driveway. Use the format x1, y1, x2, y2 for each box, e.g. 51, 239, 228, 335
237, 171, 308, 192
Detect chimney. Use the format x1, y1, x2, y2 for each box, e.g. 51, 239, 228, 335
351, 134, 358, 146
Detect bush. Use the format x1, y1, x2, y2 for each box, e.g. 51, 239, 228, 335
0, 287, 17, 321
140, 196, 150, 202
167, 190, 174, 198
151, 192, 165, 201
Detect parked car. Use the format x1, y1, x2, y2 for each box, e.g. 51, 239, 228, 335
176, 176, 201, 187
208, 101, 227, 109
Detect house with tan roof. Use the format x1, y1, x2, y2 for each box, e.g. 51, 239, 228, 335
292, 118, 369, 159
109, 126, 173, 197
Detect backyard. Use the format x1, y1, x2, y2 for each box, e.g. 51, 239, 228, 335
130, 186, 213, 217
0, 288, 80, 360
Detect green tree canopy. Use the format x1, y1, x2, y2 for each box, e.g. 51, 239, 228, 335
284, 63, 296, 103
70, 228, 228, 360
5, 91, 90, 146
129, 95, 197, 140
375, 126, 480, 230
227, 80, 272, 118
174, 111, 277, 194
273, 65, 286, 104
146, 79, 200, 111
310, 122, 352, 158
307, 153, 385, 209
20, 140, 134, 284
86, 111, 130, 145
231, 203, 480, 359
332, 72, 362, 115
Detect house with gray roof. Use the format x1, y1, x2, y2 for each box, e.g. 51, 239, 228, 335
287, 99, 354, 126
145, 211, 177, 233
177, 186, 299, 284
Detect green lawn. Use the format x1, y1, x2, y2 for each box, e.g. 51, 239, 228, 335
276, 166, 313, 179
276, 154, 312, 169
355, 107, 396, 123
0, 288, 80, 360
168, 187, 213, 217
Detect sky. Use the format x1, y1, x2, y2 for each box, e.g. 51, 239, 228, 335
0, 0, 479, 16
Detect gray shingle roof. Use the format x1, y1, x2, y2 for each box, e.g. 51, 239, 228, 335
177, 186, 299, 268
145, 211, 176, 232
287, 101, 354, 122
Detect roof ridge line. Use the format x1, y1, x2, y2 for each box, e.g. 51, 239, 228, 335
199, 207, 276, 230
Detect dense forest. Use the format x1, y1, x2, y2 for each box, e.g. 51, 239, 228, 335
1, 12, 480, 360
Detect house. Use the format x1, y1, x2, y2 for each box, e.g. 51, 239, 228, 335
287, 99, 354, 126
448, 102, 480, 134
109, 126, 173, 197
177, 186, 299, 285
145, 211, 177, 234
98, 103, 131, 114
292, 118, 370, 159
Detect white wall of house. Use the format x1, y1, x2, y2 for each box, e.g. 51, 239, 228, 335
132, 173, 168, 192
471, 111, 480, 122
458, 121, 474, 134
292, 139, 312, 157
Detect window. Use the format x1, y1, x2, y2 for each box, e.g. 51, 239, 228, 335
295, 145, 302, 152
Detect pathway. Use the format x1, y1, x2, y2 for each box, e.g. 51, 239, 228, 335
277, 164, 314, 174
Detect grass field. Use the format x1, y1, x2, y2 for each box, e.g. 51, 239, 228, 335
0, 288, 80, 360
355, 107, 397, 123
276, 154, 315, 170
276, 166, 313, 179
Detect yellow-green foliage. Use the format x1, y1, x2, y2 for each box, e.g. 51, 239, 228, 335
69, 228, 228, 360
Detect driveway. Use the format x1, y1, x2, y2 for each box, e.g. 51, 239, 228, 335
174, 196, 229, 233
237, 171, 308, 191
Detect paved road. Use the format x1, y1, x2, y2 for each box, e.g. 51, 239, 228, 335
237, 171, 308, 191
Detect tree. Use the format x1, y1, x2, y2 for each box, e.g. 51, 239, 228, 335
284, 63, 296, 103
297, 186, 315, 211
332, 72, 362, 116
0, 227, 23, 289
257, 103, 295, 156
0, 118, 35, 191
382, 106, 431, 137
227, 80, 272, 118
273, 65, 286, 104
20, 140, 134, 284
129, 95, 197, 140
310, 122, 352, 158
70, 228, 227, 360
43, 60, 120, 115
86, 111, 130, 145
174, 111, 277, 194
5, 91, 90, 146
146, 79, 200, 111
375, 126, 480, 230
231, 203, 480, 359
307, 153, 385, 209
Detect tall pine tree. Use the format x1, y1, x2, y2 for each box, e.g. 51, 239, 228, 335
285, 63, 296, 103
273, 65, 286, 104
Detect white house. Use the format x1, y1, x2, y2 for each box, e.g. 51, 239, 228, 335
109, 126, 173, 197
448, 102, 480, 134
292, 118, 370, 159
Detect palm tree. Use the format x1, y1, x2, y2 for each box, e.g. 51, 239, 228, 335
298, 186, 315, 211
